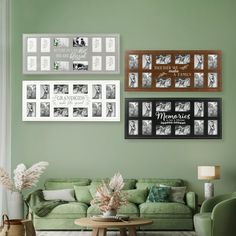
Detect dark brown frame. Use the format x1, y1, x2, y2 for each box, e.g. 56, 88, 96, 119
125, 50, 222, 92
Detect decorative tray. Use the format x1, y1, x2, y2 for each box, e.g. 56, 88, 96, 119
91, 215, 130, 222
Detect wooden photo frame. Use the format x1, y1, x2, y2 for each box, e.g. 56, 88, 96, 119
125, 50, 222, 92
125, 98, 222, 139
23, 80, 120, 121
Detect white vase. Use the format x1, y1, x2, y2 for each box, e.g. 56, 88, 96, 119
103, 209, 117, 217
7, 191, 24, 219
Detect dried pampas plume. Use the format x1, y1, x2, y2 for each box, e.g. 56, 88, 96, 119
14, 162, 49, 191
0, 167, 14, 191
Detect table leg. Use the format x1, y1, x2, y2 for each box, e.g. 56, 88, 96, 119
92, 228, 99, 236
120, 228, 127, 236
128, 226, 136, 236
98, 228, 107, 236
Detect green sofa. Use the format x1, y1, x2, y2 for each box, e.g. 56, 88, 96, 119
194, 192, 236, 236
30, 178, 198, 231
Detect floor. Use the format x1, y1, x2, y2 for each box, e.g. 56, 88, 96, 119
36, 231, 196, 236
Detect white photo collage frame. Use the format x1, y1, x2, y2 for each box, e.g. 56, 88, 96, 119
22, 80, 120, 121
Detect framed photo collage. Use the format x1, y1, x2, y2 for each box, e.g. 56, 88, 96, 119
22, 35, 223, 138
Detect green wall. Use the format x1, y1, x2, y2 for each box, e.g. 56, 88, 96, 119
11, 0, 236, 200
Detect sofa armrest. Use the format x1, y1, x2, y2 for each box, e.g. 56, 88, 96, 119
211, 197, 236, 235
200, 194, 231, 213
186, 191, 198, 213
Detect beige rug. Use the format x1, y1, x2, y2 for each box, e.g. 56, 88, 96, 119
36, 231, 196, 236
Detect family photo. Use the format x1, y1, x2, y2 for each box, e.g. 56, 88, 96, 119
73, 84, 88, 94
128, 120, 138, 135
128, 102, 139, 117
156, 78, 171, 88
156, 54, 171, 64
156, 125, 171, 135
27, 84, 36, 99
129, 54, 138, 69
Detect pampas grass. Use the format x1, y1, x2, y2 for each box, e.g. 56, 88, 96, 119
0, 161, 49, 192
91, 173, 127, 213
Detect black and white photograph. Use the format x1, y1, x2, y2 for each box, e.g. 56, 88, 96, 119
54, 61, 69, 71
175, 125, 191, 135
156, 102, 171, 112
27, 102, 36, 117
156, 78, 171, 88
27, 85, 36, 99
128, 73, 138, 88
156, 54, 171, 64
73, 61, 89, 71
53, 38, 69, 47
40, 85, 50, 99
54, 84, 69, 94
142, 102, 152, 117
142, 73, 152, 88
129, 120, 138, 135
92, 102, 102, 117
208, 102, 218, 117
208, 73, 218, 88
129, 55, 138, 70
106, 84, 116, 99
208, 120, 218, 135
194, 120, 204, 135
208, 54, 218, 69
73, 108, 88, 117
142, 120, 152, 135
142, 54, 152, 70
175, 102, 190, 112
194, 73, 204, 88
106, 102, 116, 117
128, 102, 139, 117
40, 102, 50, 117
175, 54, 190, 64
125, 98, 221, 139
23, 80, 120, 121
156, 125, 171, 135
175, 78, 190, 88
73, 84, 88, 94
92, 84, 102, 99
194, 55, 204, 70
54, 107, 69, 117
73, 37, 88, 47
194, 102, 204, 117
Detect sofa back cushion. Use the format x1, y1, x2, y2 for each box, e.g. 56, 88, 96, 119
44, 178, 91, 190
74, 185, 93, 204
136, 178, 184, 190
90, 178, 137, 190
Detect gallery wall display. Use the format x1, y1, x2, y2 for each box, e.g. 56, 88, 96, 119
22, 80, 120, 121
23, 34, 120, 74
125, 50, 222, 92
125, 98, 222, 139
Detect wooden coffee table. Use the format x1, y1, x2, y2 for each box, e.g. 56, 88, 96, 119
74, 217, 153, 236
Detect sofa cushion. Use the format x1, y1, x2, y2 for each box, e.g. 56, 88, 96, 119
90, 178, 136, 190
34, 202, 88, 219
87, 203, 139, 217
74, 186, 92, 204
43, 189, 76, 202
160, 185, 187, 204
45, 178, 91, 190
123, 189, 148, 204
139, 202, 192, 218
146, 186, 171, 203
136, 178, 184, 189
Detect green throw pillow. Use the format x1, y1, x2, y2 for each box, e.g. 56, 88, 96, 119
123, 189, 148, 204
74, 185, 93, 204
160, 184, 186, 203
146, 186, 171, 203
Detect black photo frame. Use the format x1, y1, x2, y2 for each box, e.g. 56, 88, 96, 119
125, 98, 222, 139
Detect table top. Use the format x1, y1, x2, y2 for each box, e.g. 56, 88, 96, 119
74, 217, 153, 228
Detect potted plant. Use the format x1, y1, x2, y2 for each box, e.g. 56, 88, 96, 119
0, 162, 49, 218
91, 173, 128, 216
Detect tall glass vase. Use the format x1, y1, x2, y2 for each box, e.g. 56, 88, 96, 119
7, 191, 24, 219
